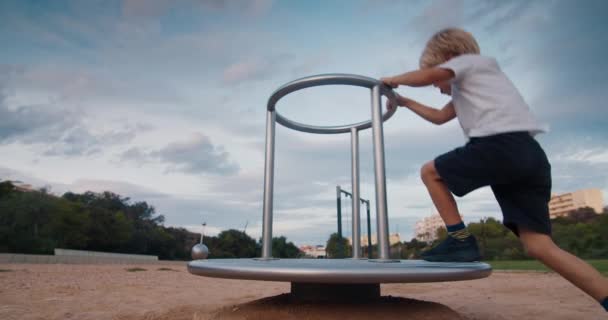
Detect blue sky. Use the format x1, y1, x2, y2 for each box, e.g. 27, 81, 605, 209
1, 0, 607, 245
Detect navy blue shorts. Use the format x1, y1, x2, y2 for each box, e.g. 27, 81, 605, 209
434, 132, 552, 236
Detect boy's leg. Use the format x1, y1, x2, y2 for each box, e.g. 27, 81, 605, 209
419, 161, 480, 262
518, 227, 608, 303
421, 135, 520, 261
421, 161, 461, 225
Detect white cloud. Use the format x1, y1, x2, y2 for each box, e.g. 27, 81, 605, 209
410, 0, 465, 36
121, 132, 240, 175
121, 0, 173, 18
0, 89, 146, 157
59, 178, 169, 200
249, 0, 274, 16
223, 59, 270, 84
222, 54, 293, 85
555, 148, 608, 165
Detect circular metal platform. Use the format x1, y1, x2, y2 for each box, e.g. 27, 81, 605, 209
188, 259, 492, 284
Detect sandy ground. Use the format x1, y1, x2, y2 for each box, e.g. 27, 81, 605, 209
0, 263, 605, 320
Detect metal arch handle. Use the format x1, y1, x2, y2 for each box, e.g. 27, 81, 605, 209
266, 73, 399, 134
261, 73, 396, 261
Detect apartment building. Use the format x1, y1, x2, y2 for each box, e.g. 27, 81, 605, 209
549, 188, 604, 218
415, 213, 464, 242
299, 245, 326, 258
347, 233, 401, 247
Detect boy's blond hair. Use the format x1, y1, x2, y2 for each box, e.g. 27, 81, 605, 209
419, 28, 480, 69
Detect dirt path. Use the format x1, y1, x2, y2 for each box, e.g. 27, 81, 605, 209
0, 264, 604, 319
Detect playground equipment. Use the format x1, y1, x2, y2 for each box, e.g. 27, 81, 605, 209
191, 243, 208, 260
188, 74, 491, 301
336, 185, 372, 259
191, 223, 209, 260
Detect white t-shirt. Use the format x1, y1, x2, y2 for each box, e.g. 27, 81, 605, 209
438, 54, 547, 138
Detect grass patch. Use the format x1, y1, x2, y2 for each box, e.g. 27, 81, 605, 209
125, 267, 147, 272
157, 267, 177, 271
0, 269, 13, 272
487, 259, 608, 275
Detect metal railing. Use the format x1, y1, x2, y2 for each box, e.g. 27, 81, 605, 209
261, 73, 398, 261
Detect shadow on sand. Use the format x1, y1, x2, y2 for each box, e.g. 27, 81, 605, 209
215, 294, 463, 320
128, 294, 464, 320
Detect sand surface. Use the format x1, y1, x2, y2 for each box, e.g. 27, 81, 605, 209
0, 263, 605, 320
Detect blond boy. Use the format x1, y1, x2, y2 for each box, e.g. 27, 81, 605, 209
381, 28, 608, 311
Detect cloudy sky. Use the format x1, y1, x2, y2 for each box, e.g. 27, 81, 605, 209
1, 0, 607, 245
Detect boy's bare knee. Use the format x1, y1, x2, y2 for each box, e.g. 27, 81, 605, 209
523, 242, 543, 259
520, 234, 556, 259
420, 161, 438, 182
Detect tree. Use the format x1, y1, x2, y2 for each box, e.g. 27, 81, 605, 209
325, 233, 351, 258
467, 218, 524, 260
206, 229, 257, 258
25, 184, 608, 262
162, 227, 197, 260
398, 238, 429, 259
567, 207, 598, 223
552, 217, 604, 259
1, 187, 263, 260
271, 236, 302, 258
435, 226, 447, 242
85, 208, 133, 252
0, 189, 82, 254
0, 180, 16, 198
48, 199, 89, 250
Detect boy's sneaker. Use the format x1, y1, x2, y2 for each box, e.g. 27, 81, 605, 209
421, 235, 481, 262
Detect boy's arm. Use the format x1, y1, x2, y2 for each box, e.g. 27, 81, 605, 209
382, 68, 454, 87
397, 96, 456, 125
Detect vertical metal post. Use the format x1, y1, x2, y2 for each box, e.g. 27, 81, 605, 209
370, 85, 391, 260
366, 201, 372, 259
261, 111, 276, 259
350, 128, 361, 259
200, 222, 206, 244
336, 185, 342, 238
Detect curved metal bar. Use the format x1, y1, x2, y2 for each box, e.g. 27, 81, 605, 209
261, 74, 399, 260
267, 74, 398, 134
